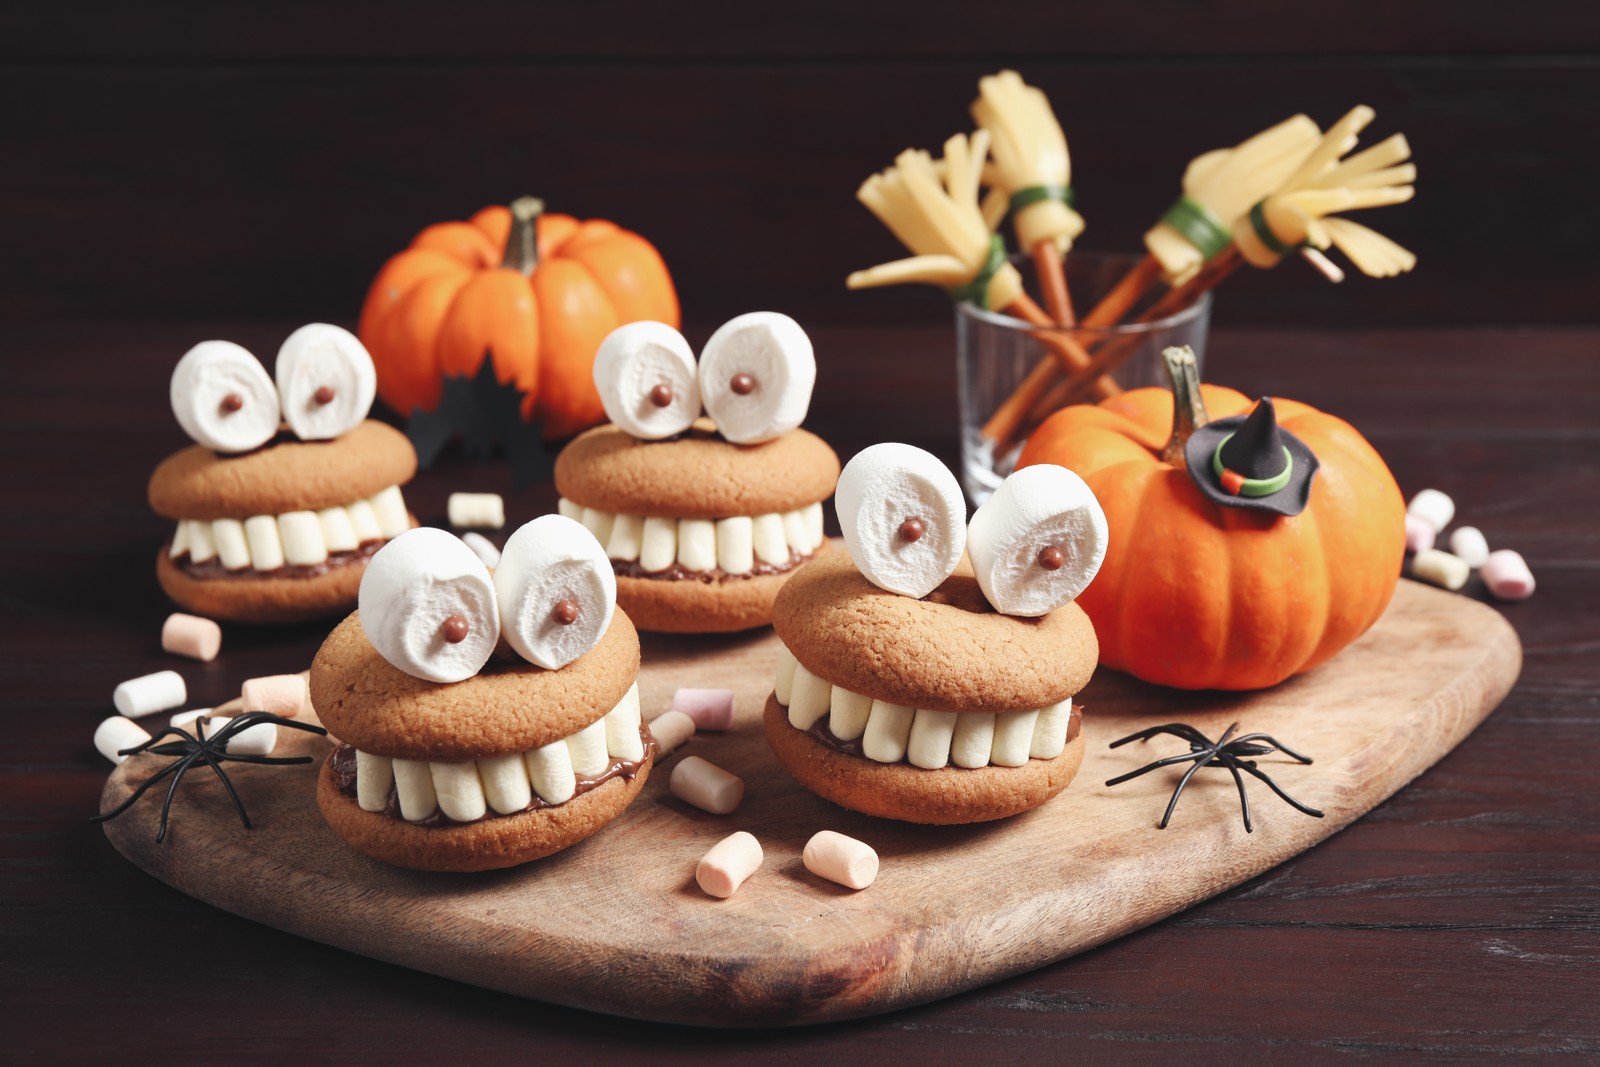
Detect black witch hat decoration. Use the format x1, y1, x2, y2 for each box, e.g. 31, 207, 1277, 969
1184, 396, 1320, 517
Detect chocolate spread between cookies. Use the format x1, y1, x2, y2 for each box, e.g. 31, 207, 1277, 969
805, 705, 1082, 764
614, 547, 813, 584
177, 539, 383, 581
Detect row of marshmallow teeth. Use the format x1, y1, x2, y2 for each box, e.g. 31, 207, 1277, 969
354, 682, 645, 823
775, 645, 1074, 769
556, 498, 824, 575
169, 486, 410, 572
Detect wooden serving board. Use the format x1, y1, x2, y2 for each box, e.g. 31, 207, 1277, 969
102, 578, 1520, 1027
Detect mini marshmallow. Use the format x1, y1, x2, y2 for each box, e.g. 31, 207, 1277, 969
1408, 488, 1455, 534
907, 709, 958, 770
967, 464, 1108, 617
1482, 549, 1535, 601
525, 740, 577, 805
278, 511, 327, 566
113, 670, 187, 718
347, 500, 382, 543
244, 514, 284, 571
991, 708, 1041, 767
170, 340, 280, 453
862, 700, 915, 763
593, 320, 702, 440
478, 752, 532, 816
581, 507, 615, 547
828, 685, 873, 741
241, 674, 310, 718
696, 831, 764, 899
195, 715, 277, 756
356, 750, 394, 812
359, 527, 500, 683
606, 514, 645, 562
639, 516, 677, 572
213, 519, 250, 569
698, 312, 816, 444
430, 760, 488, 822
786, 663, 832, 731
670, 756, 745, 814
803, 831, 879, 890
318, 506, 359, 553
1450, 526, 1490, 568
460, 531, 501, 569
951, 712, 996, 768
752, 513, 789, 566
370, 486, 411, 539
557, 497, 583, 521
95, 716, 152, 764
647, 710, 696, 756
169, 708, 210, 729
1404, 513, 1436, 554
671, 688, 735, 732
836, 442, 967, 599
716, 516, 755, 575
186, 519, 216, 563
392, 758, 439, 821
275, 323, 376, 441
605, 683, 646, 762
1412, 548, 1470, 591
677, 519, 717, 573
495, 515, 616, 670
161, 613, 221, 662
448, 493, 506, 530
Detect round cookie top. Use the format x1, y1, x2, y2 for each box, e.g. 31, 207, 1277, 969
310, 607, 640, 761
149, 419, 417, 520
773, 550, 1098, 713
555, 419, 840, 519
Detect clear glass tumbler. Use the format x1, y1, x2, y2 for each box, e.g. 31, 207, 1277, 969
954, 252, 1211, 504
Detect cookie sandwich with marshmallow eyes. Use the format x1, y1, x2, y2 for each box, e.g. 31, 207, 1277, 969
148, 325, 417, 624
553, 313, 841, 633
765, 444, 1107, 824
311, 517, 653, 872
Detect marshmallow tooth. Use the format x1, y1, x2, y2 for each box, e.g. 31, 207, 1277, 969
836, 442, 967, 599
274, 323, 376, 441
494, 515, 616, 670
170, 340, 280, 454
593, 321, 701, 440
698, 312, 816, 445
968, 463, 1108, 616
358, 528, 500, 683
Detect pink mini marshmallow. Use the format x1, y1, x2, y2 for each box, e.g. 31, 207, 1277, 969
803, 830, 879, 890
240, 674, 309, 718
1482, 549, 1535, 601
671, 688, 735, 731
670, 756, 744, 814
161, 613, 222, 662
1404, 514, 1436, 554
696, 831, 763, 898
648, 710, 696, 756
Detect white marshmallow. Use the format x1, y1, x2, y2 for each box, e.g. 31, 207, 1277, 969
991, 708, 1041, 766
803, 831, 878, 890
670, 756, 744, 815
355, 750, 394, 812
359, 527, 499, 683
278, 511, 327, 566
968, 464, 1108, 616
566, 717, 611, 777
773, 644, 798, 705
1404, 513, 1436, 554
95, 716, 152, 764
213, 519, 250, 569
460, 531, 501, 569
494, 515, 615, 670
1408, 488, 1455, 534
318, 506, 359, 553
647, 710, 696, 756
161, 613, 221, 662
477, 752, 532, 815
828, 685, 873, 741
244, 515, 284, 571
716, 516, 755, 575
170, 340, 280, 453
447, 492, 506, 530
1413, 548, 1470, 591
525, 739, 577, 804
605, 513, 645, 562
580, 506, 616, 548
169, 709, 209, 730
907, 709, 958, 770
557, 498, 583, 521
752, 513, 789, 566
392, 758, 439, 821
698, 311, 816, 444
862, 700, 915, 763
951, 712, 996, 768
347, 500, 382, 544
696, 830, 763, 898
1030, 700, 1074, 759
1450, 526, 1490, 568
369, 486, 411, 539
113, 670, 186, 718
836, 442, 967, 599
804, 501, 825, 548
274, 323, 376, 441
782, 510, 813, 555
186, 520, 216, 564
169, 520, 191, 560
197, 715, 277, 757
677, 519, 717, 573
605, 682, 646, 762
431, 761, 488, 822
786, 662, 832, 730
639, 516, 678, 572
593, 320, 702, 440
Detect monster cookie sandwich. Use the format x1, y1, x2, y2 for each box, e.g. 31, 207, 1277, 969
553, 313, 840, 633
311, 519, 653, 872
149, 325, 417, 624
765, 446, 1106, 824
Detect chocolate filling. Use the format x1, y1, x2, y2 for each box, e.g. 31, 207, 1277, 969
614, 547, 813, 584
330, 723, 657, 827
804, 704, 1082, 765
176, 539, 384, 581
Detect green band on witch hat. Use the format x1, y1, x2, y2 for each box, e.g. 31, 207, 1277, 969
1211, 433, 1294, 497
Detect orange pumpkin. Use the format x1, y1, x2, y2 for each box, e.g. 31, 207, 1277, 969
358, 197, 679, 438
1016, 353, 1404, 690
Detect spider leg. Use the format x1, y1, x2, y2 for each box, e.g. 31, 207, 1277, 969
154, 752, 203, 843
1230, 733, 1315, 764
1158, 751, 1219, 829
1104, 749, 1215, 787
190, 745, 254, 831
90, 756, 188, 824
1108, 723, 1213, 749
119, 727, 197, 758
1237, 760, 1325, 818
212, 754, 314, 767
1218, 752, 1254, 833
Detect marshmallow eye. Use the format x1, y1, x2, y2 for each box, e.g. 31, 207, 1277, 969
835, 442, 967, 600
358, 528, 500, 684
698, 312, 816, 445
966, 464, 1109, 617
493, 515, 616, 670
275, 323, 377, 441
170, 341, 281, 454
593, 321, 701, 441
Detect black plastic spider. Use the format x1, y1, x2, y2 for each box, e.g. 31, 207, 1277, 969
92, 712, 327, 843
1105, 721, 1325, 833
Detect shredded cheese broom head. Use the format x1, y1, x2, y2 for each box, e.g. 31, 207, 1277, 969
970, 70, 1085, 255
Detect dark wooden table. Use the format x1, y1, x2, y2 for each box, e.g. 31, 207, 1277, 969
2, 320, 1595, 1061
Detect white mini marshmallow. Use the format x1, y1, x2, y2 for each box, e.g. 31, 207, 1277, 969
319, 506, 359, 553
605, 682, 646, 761
186, 520, 216, 563
448, 492, 505, 530
359, 527, 500, 683
95, 716, 152, 764
1407, 488, 1455, 534
161, 613, 221, 662
460, 531, 501, 569
836, 442, 967, 599
1030, 700, 1074, 759
478, 752, 532, 815
696, 831, 763, 898
213, 519, 250, 569
773, 644, 798, 705
951, 712, 996, 768
370, 486, 411, 539
647, 710, 696, 756
593, 320, 702, 440
566, 717, 610, 777
967, 463, 1108, 616
347, 500, 382, 543
525, 740, 576, 804
803, 831, 878, 890
113, 670, 187, 718
581, 507, 616, 550
862, 700, 915, 763
991, 708, 1041, 767
786, 662, 832, 731
1412, 548, 1470, 592
1450, 526, 1490, 568
170, 340, 280, 453
907, 709, 958, 770
605, 514, 644, 562
430, 761, 487, 822
244, 515, 284, 571
639, 517, 677, 572
670, 756, 745, 814
557, 498, 583, 521
355, 750, 394, 812
752, 513, 789, 566
698, 312, 816, 444
197, 715, 278, 757
828, 685, 873, 741
677, 519, 717, 573
716, 517, 755, 575
494, 515, 615, 670
392, 758, 439, 821
1404, 513, 1436, 554
278, 511, 327, 567
274, 323, 376, 441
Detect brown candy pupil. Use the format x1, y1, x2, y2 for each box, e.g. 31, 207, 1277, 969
220, 393, 244, 414
898, 517, 926, 543
441, 614, 470, 644
313, 385, 336, 405
648, 384, 673, 408
1038, 546, 1065, 571
553, 599, 580, 625
730, 373, 756, 396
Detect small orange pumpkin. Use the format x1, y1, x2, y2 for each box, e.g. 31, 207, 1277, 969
358, 197, 679, 439
1016, 351, 1404, 690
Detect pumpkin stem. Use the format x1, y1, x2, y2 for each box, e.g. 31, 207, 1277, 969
503, 197, 544, 276
1161, 345, 1210, 465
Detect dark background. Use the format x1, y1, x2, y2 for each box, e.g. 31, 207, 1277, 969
6, 0, 1599, 330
